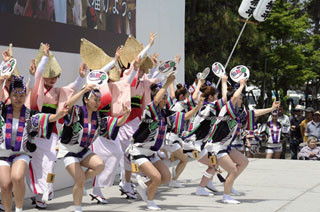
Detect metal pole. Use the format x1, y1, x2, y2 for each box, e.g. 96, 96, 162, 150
224, 18, 250, 70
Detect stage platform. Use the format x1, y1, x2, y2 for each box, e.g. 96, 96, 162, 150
22, 158, 320, 212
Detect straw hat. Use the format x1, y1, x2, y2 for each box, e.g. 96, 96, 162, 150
80, 38, 112, 70
80, 38, 121, 82
8, 43, 20, 76
109, 67, 120, 82
140, 56, 153, 73
119, 35, 143, 68
35, 43, 62, 78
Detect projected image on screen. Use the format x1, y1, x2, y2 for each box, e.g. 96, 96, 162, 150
0, 0, 136, 36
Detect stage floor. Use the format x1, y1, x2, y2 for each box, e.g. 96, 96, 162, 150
23, 158, 320, 212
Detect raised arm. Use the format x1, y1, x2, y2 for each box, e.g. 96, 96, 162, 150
221, 75, 228, 103
68, 63, 87, 91
138, 32, 156, 59
231, 79, 246, 106
185, 96, 204, 120
116, 104, 131, 126
192, 78, 205, 101
254, 98, 280, 117
65, 84, 95, 109
97, 47, 122, 73
125, 57, 141, 84
169, 81, 175, 100
35, 43, 50, 78
154, 73, 175, 106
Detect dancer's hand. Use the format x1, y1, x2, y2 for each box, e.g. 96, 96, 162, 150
0, 75, 9, 83
149, 32, 157, 46
79, 63, 87, 78
29, 59, 37, 76
133, 56, 142, 70
2, 48, 11, 62
221, 74, 228, 82
271, 98, 280, 110
43, 43, 50, 57
122, 104, 131, 117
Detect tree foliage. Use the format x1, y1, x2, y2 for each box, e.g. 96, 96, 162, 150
185, 0, 320, 108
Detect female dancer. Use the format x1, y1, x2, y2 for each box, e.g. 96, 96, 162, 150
205, 79, 280, 204
265, 111, 282, 159
127, 73, 204, 210
117, 33, 159, 199
89, 49, 140, 203
28, 43, 86, 208
58, 84, 130, 212
165, 77, 204, 188
182, 75, 228, 196
0, 76, 66, 212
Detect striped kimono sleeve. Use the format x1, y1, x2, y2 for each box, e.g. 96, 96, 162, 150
100, 116, 119, 140
214, 98, 224, 113
31, 113, 51, 138
64, 105, 79, 127
166, 96, 174, 110
145, 101, 159, 122
168, 111, 185, 135
184, 95, 196, 111
246, 110, 255, 131
225, 100, 237, 120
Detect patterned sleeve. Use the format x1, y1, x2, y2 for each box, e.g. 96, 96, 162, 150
30, 112, 51, 138
100, 116, 119, 140
246, 109, 255, 131
213, 98, 225, 113
168, 111, 186, 135
166, 96, 174, 110
64, 105, 80, 127
225, 100, 237, 119
145, 101, 160, 122
184, 95, 196, 111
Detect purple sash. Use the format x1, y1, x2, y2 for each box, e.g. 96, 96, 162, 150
270, 121, 280, 144
5, 105, 26, 151
80, 106, 97, 147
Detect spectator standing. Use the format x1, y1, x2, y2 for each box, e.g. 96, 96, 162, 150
300, 107, 314, 142
289, 105, 304, 159
306, 111, 320, 140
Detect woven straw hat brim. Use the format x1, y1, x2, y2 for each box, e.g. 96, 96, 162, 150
35, 43, 62, 78
119, 35, 143, 68
80, 38, 112, 70
109, 67, 120, 82
140, 56, 153, 73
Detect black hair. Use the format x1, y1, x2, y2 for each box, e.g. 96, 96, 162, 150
200, 85, 218, 102
150, 83, 160, 100
82, 89, 100, 105
9, 76, 26, 94
175, 84, 187, 100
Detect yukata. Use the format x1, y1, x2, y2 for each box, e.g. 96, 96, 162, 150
27, 55, 84, 196
0, 103, 51, 167
264, 121, 283, 154
127, 101, 185, 166
58, 105, 119, 166
164, 95, 196, 153
91, 61, 132, 188
118, 66, 159, 172
182, 99, 224, 160
205, 101, 255, 159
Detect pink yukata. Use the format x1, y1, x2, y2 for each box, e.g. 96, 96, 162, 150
26, 56, 85, 198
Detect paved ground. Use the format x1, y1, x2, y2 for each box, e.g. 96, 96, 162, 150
20, 158, 320, 212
